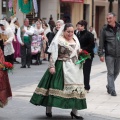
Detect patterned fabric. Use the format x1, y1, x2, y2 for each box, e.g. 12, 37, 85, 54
30, 36, 87, 110
31, 35, 42, 54
30, 61, 87, 110
0, 49, 12, 108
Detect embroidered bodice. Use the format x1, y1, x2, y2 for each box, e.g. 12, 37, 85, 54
58, 44, 79, 63
49, 36, 80, 68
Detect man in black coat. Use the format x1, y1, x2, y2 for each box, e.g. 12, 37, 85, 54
75, 20, 95, 92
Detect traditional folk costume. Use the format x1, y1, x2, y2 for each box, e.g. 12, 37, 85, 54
30, 25, 87, 111
10, 17, 20, 61
31, 22, 44, 65
17, 24, 34, 68
0, 49, 12, 108
0, 20, 14, 64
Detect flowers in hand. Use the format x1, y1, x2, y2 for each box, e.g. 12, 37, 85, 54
76, 50, 91, 66
0, 62, 13, 72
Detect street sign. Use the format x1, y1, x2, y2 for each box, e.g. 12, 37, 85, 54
60, 0, 84, 3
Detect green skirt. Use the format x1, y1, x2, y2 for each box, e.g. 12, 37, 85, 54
30, 60, 87, 110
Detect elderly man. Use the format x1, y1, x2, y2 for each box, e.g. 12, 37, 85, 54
98, 12, 120, 96
0, 20, 14, 64
17, 18, 34, 68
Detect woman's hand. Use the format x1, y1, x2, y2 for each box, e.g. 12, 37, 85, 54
49, 67, 56, 74
79, 49, 82, 53
4, 42, 8, 46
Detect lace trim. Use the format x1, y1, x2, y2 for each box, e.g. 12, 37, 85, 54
63, 84, 85, 94
35, 87, 85, 99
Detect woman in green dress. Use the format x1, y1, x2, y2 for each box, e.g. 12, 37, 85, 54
30, 23, 87, 119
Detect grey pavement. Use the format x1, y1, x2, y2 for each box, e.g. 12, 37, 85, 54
0, 56, 120, 120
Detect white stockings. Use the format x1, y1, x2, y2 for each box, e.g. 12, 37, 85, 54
72, 109, 79, 116
46, 106, 52, 113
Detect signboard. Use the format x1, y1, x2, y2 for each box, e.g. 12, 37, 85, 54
61, 0, 84, 3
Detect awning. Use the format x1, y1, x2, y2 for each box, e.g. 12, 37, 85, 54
60, 0, 84, 3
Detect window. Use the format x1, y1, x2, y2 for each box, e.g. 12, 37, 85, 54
2, 0, 7, 13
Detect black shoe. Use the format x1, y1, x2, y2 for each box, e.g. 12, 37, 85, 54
32, 62, 38, 65
43, 58, 47, 61
14, 60, 20, 64
20, 66, 26, 68
39, 60, 42, 65
70, 112, 83, 119
27, 66, 31, 68
46, 113, 52, 118
16, 61, 20, 64
106, 85, 110, 94
110, 91, 117, 96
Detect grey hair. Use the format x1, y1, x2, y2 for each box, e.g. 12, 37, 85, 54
24, 18, 29, 22
56, 19, 64, 26
108, 12, 116, 17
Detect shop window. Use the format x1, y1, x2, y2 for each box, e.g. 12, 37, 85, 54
60, 2, 71, 23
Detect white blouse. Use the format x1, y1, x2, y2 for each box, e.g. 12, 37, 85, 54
0, 27, 14, 56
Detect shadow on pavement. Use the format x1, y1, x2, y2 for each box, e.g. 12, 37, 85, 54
33, 115, 72, 120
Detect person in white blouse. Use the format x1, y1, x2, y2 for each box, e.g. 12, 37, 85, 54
0, 20, 14, 64
10, 17, 21, 63
31, 21, 44, 65
17, 18, 34, 68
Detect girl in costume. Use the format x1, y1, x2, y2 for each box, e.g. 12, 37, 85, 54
30, 23, 87, 119
0, 48, 12, 108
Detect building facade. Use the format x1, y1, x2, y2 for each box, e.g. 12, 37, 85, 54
0, 0, 119, 35
40, 0, 92, 27
0, 0, 92, 27
93, 0, 118, 37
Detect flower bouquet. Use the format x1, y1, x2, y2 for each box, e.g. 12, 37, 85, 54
0, 62, 13, 73
76, 50, 91, 68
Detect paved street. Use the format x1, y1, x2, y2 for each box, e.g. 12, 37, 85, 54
0, 56, 120, 120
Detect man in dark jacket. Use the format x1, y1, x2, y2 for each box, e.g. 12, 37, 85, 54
75, 20, 95, 92
98, 12, 120, 96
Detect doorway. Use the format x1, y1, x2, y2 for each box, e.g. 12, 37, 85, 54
83, 4, 90, 28
60, 2, 71, 23
95, 6, 105, 37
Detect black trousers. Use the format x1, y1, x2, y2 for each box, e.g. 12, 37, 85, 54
21, 43, 31, 67
83, 57, 93, 90
5, 54, 14, 64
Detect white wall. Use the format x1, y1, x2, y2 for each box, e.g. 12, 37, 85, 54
40, 0, 58, 23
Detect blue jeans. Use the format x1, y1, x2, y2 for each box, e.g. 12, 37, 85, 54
105, 56, 120, 92
93, 42, 98, 54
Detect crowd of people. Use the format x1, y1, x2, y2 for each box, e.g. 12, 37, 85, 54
0, 12, 120, 119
